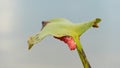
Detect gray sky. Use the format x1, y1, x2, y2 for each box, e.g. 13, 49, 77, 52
0, 0, 120, 68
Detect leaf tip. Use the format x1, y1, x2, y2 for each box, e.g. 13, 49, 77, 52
27, 37, 34, 50
92, 18, 101, 28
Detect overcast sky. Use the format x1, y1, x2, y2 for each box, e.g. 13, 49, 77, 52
0, 0, 120, 68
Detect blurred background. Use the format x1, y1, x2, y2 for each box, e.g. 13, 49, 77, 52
0, 0, 120, 68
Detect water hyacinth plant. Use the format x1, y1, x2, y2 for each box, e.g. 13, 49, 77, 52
27, 18, 101, 68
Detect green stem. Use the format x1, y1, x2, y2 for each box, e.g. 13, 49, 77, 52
74, 37, 91, 68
